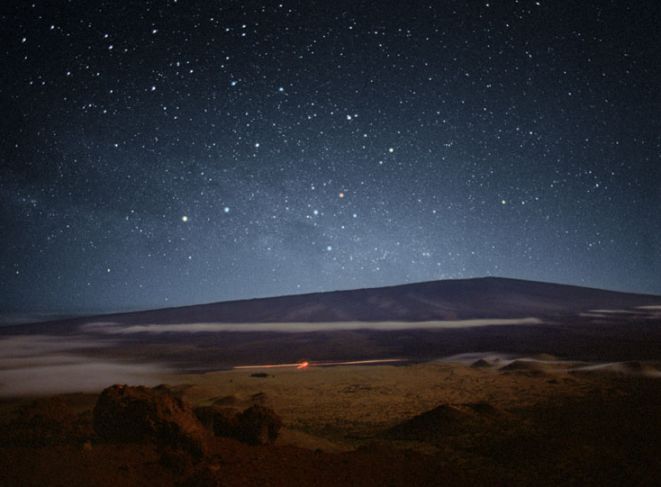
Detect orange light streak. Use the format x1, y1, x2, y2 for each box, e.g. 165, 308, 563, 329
233, 358, 406, 370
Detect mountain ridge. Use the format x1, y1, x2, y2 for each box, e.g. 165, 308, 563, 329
7, 277, 661, 331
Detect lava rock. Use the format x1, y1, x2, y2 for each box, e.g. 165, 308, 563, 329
194, 405, 240, 437
236, 405, 282, 445
194, 404, 282, 445
93, 384, 208, 456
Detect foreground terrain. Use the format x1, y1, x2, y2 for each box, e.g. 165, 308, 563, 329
1, 359, 660, 486
2, 278, 660, 485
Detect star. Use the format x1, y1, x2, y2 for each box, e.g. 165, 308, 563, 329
1, 0, 657, 313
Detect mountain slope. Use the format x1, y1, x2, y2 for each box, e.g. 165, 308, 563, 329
17, 277, 661, 329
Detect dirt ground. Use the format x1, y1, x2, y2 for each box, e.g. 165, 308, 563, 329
1, 360, 660, 486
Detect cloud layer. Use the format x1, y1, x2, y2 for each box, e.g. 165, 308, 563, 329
84, 317, 543, 334
0, 335, 168, 396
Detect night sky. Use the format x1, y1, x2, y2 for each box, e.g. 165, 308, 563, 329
1, 0, 659, 316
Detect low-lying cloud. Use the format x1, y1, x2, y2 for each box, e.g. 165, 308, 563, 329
581, 306, 661, 320
84, 317, 543, 334
0, 335, 168, 397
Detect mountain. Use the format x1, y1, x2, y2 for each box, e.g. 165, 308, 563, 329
14, 277, 661, 330
3, 277, 661, 372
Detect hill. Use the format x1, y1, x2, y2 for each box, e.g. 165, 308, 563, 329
11, 277, 661, 331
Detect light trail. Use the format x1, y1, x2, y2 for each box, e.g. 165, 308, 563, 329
233, 358, 407, 370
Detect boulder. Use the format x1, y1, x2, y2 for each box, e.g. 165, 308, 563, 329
194, 405, 240, 437
236, 405, 282, 445
470, 359, 491, 368
194, 404, 282, 445
93, 384, 208, 456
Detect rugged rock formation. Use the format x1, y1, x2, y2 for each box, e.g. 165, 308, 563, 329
194, 405, 240, 438
93, 384, 208, 456
194, 404, 282, 445
236, 405, 282, 445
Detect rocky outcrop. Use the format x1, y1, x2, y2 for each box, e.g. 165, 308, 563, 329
236, 405, 282, 444
194, 404, 282, 445
194, 406, 240, 438
386, 402, 504, 442
471, 359, 491, 368
93, 384, 208, 456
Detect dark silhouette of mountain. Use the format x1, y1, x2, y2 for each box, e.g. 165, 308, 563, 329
13, 277, 661, 330
2, 277, 661, 372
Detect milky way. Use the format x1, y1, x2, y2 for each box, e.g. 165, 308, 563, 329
1, 1, 659, 315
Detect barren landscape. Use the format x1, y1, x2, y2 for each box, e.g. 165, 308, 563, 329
1, 278, 660, 486
4, 0, 659, 484
1, 359, 660, 486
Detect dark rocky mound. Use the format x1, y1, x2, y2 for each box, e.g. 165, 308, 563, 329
250, 372, 270, 378
194, 406, 240, 438
93, 384, 208, 456
236, 405, 283, 445
499, 360, 548, 375
194, 404, 282, 445
470, 359, 491, 368
386, 402, 502, 442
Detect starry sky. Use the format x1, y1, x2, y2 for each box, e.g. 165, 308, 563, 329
1, 0, 660, 316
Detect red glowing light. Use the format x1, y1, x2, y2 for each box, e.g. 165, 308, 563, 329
233, 358, 406, 370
